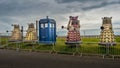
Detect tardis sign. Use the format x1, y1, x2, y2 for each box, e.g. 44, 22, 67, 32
39, 17, 56, 44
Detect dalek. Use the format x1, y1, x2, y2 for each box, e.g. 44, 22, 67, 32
99, 17, 116, 46
62, 16, 81, 46
24, 23, 37, 42
9, 24, 22, 41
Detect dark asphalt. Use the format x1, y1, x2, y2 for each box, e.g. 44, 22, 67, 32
0, 49, 120, 68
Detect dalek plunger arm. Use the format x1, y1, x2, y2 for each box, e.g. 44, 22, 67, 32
61, 20, 72, 30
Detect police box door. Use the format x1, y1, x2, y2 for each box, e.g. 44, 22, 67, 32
39, 23, 48, 42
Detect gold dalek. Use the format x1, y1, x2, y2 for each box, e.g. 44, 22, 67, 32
24, 23, 37, 41
99, 17, 116, 45
10, 24, 22, 41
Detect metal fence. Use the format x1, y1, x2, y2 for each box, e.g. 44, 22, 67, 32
0, 36, 120, 60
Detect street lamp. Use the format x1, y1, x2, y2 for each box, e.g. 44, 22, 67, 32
0, 33, 1, 46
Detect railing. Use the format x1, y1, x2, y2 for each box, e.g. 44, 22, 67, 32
0, 37, 120, 60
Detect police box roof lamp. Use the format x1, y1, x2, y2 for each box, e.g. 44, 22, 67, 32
46, 16, 49, 19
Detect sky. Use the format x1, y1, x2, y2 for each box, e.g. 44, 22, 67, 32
0, 0, 120, 36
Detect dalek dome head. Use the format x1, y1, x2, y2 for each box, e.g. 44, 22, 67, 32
28, 23, 34, 28
12, 24, 20, 29
69, 16, 78, 20
101, 17, 112, 30
102, 17, 112, 24
69, 16, 79, 25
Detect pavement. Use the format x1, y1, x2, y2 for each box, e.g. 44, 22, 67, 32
0, 49, 120, 68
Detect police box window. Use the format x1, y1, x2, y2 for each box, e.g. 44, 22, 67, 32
41, 24, 44, 28
50, 23, 54, 28
41, 24, 45, 28
45, 23, 48, 27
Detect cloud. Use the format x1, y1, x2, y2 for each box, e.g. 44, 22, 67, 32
55, 0, 100, 3
56, 0, 120, 11
0, 0, 120, 35
82, 1, 120, 10
0, 0, 51, 16
55, 0, 120, 3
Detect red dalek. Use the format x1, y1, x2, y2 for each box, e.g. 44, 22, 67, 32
62, 16, 81, 46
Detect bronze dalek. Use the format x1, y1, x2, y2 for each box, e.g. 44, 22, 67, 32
99, 17, 116, 45
10, 24, 22, 41
24, 23, 37, 41
62, 16, 81, 46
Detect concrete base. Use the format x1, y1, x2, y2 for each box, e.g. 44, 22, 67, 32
9, 40, 22, 42
98, 42, 116, 46
65, 41, 82, 47
23, 40, 38, 43
65, 41, 82, 44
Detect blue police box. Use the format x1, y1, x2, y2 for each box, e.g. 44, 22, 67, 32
39, 16, 56, 44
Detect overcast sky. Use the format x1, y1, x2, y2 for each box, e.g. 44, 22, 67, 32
0, 0, 120, 34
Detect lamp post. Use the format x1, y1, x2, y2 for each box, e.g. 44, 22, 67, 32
0, 33, 1, 46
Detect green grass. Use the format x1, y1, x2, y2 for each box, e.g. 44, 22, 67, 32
0, 37, 8, 45
1, 36, 120, 55
81, 37, 99, 42
116, 37, 120, 42
55, 37, 120, 55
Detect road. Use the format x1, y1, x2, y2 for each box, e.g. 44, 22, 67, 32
0, 49, 120, 68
